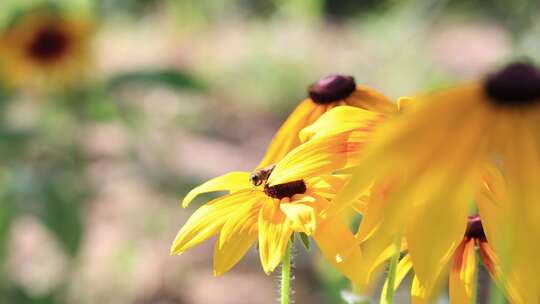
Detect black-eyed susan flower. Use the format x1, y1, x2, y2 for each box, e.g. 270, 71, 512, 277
170, 162, 364, 280
380, 215, 516, 304
257, 74, 395, 168
0, 8, 93, 89
324, 62, 540, 301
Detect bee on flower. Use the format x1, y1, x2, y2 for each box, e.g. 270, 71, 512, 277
169, 150, 364, 280
0, 7, 94, 90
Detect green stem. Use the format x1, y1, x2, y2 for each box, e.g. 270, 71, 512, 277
384, 239, 401, 304
281, 242, 292, 304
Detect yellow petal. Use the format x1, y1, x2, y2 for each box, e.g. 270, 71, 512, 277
380, 254, 413, 304
182, 172, 252, 207
338, 87, 491, 295
305, 174, 350, 199
498, 120, 540, 303
396, 96, 415, 112
219, 194, 264, 248
280, 198, 317, 235
405, 182, 472, 294
258, 200, 293, 274
268, 130, 365, 186
171, 190, 254, 254
299, 106, 384, 142
346, 85, 396, 114
411, 275, 429, 304
327, 84, 490, 218
213, 199, 259, 275
313, 215, 364, 283
257, 99, 325, 168
478, 241, 525, 304
449, 239, 477, 304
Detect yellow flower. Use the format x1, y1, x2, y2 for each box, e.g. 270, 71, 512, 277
257, 74, 395, 168
380, 215, 516, 304
170, 165, 364, 279
325, 62, 540, 300
0, 8, 94, 89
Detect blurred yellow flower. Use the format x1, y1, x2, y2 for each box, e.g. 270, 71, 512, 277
325, 62, 540, 300
380, 215, 514, 304
0, 8, 94, 89
170, 158, 363, 279
257, 74, 395, 168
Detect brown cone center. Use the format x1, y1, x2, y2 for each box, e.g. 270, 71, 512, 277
264, 180, 306, 200
465, 215, 486, 241
484, 62, 540, 107
27, 25, 70, 62
308, 74, 356, 104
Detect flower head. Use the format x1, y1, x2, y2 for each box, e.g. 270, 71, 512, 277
0, 8, 94, 89
170, 154, 364, 279
257, 74, 395, 168
320, 61, 540, 300
380, 215, 516, 303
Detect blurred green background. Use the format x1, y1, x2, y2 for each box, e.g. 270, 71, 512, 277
0, 0, 538, 303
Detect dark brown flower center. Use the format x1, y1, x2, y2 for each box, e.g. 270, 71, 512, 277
27, 25, 70, 62
465, 215, 486, 241
264, 180, 306, 200
308, 74, 356, 104
484, 62, 540, 107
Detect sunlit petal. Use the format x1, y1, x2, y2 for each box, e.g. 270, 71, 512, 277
171, 190, 254, 254
214, 199, 259, 275
280, 199, 317, 235
299, 106, 384, 142
313, 215, 364, 283
182, 172, 252, 207
258, 200, 293, 274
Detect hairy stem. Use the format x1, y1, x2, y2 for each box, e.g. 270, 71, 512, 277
281, 242, 292, 304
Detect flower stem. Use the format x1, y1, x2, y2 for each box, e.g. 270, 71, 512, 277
281, 242, 292, 304
384, 239, 401, 304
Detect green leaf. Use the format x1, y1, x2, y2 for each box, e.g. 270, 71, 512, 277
5, 285, 59, 304
42, 189, 83, 257
107, 69, 206, 92
299, 232, 310, 251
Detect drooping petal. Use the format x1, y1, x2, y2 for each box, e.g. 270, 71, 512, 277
182, 172, 252, 207
258, 200, 293, 274
380, 254, 413, 304
299, 106, 385, 142
280, 197, 317, 235
171, 190, 254, 254
257, 99, 325, 168
213, 197, 260, 275
498, 118, 540, 303
313, 215, 364, 283
405, 181, 472, 295
411, 275, 429, 304
477, 164, 532, 304
449, 239, 477, 304
336, 89, 492, 296
327, 85, 490, 218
